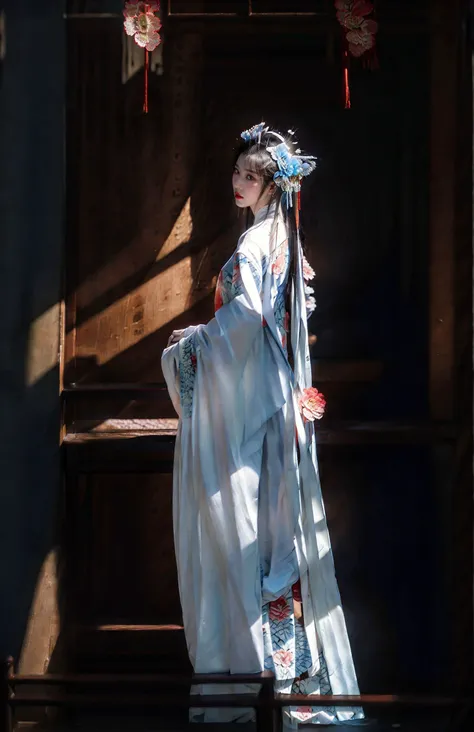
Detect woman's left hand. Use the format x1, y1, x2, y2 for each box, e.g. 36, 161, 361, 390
167, 329, 185, 347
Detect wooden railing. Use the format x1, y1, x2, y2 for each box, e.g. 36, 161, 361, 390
2, 658, 275, 732
3, 657, 472, 732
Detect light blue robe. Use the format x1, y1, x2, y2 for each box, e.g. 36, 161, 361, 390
162, 204, 362, 727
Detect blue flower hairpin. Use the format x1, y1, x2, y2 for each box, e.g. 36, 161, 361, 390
269, 142, 317, 193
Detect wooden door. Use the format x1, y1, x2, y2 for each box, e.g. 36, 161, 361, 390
61, 0, 472, 694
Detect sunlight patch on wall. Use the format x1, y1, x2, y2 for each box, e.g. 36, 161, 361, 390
18, 550, 60, 674
26, 304, 60, 387
70, 198, 205, 366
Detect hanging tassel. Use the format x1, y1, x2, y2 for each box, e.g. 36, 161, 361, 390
143, 48, 149, 113
124, 2, 162, 114
343, 50, 351, 109
295, 191, 301, 230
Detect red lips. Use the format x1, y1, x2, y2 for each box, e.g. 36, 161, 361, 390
235, 192, 243, 200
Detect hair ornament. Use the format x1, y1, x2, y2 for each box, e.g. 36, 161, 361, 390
241, 122, 268, 144
240, 121, 317, 207
267, 140, 317, 205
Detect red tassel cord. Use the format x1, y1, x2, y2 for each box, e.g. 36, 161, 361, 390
143, 48, 149, 114
295, 190, 301, 230
344, 50, 351, 109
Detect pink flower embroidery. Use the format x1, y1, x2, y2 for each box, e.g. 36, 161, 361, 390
190, 354, 197, 371
298, 387, 326, 422
272, 252, 287, 275
302, 255, 315, 281
274, 649, 293, 668
295, 706, 314, 722
123, 1, 162, 52
269, 597, 291, 622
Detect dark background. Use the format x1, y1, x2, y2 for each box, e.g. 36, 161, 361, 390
0, 0, 471, 698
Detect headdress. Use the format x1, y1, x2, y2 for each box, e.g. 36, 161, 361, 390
240, 122, 317, 208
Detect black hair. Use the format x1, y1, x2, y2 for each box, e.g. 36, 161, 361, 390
233, 131, 302, 369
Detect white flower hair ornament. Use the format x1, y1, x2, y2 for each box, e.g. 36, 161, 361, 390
240, 122, 317, 207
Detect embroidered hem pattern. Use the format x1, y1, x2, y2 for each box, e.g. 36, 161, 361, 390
179, 333, 197, 418
263, 580, 354, 725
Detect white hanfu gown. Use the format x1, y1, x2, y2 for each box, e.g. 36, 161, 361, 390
161, 203, 363, 727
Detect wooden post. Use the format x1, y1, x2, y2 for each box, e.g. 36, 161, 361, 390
429, 0, 459, 420
430, 0, 474, 695
255, 673, 274, 732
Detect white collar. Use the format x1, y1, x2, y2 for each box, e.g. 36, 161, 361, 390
253, 201, 278, 226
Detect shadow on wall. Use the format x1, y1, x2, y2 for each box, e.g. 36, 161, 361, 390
0, 0, 64, 663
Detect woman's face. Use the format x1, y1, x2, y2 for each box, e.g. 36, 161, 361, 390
232, 154, 271, 213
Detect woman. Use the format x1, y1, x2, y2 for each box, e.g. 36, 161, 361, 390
162, 122, 362, 728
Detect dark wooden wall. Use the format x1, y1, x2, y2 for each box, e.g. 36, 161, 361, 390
60, 0, 473, 695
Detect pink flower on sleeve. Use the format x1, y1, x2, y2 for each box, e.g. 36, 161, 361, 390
272, 252, 287, 275
295, 706, 314, 722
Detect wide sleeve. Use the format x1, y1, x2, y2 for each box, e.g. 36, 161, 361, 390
161, 235, 287, 451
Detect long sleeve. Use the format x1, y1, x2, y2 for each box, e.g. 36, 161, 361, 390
162, 235, 288, 452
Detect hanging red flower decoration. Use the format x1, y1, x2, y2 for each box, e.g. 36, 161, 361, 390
123, 1, 162, 52
123, 1, 162, 113
334, 1, 378, 109
334, 1, 378, 59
